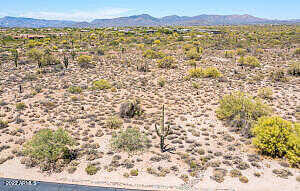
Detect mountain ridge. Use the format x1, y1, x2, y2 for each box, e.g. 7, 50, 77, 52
0, 14, 299, 28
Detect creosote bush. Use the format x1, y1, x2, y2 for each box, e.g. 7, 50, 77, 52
23, 128, 75, 164
0, 119, 8, 129
188, 67, 222, 78
224, 50, 235, 58
270, 69, 288, 82
252, 116, 299, 167
106, 116, 123, 129
158, 77, 166, 87
185, 48, 202, 60
257, 87, 273, 99
78, 55, 92, 64
238, 56, 260, 67
111, 127, 148, 154
288, 62, 300, 76
92, 79, 112, 90
78, 55, 94, 68
216, 91, 272, 137
68, 86, 82, 94
16, 102, 26, 110
143, 49, 165, 59
85, 163, 99, 175
294, 48, 300, 55
157, 56, 177, 69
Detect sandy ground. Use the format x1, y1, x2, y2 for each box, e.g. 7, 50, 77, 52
0, 157, 299, 191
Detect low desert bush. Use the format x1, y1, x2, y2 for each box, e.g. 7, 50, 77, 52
204, 67, 222, 78
16, 102, 26, 110
270, 69, 289, 82
238, 56, 260, 67
216, 91, 272, 137
85, 163, 99, 175
68, 86, 82, 94
111, 127, 148, 154
78, 55, 94, 68
188, 68, 204, 78
158, 77, 166, 87
185, 48, 202, 61
0, 119, 8, 129
252, 116, 300, 167
157, 56, 177, 69
188, 67, 222, 78
143, 49, 165, 59
78, 55, 92, 64
236, 48, 246, 56
106, 116, 123, 129
224, 50, 235, 58
92, 79, 112, 90
257, 87, 273, 99
119, 99, 143, 118
130, 169, 139, 176
288, 62, 300, 76
183, 44, 193, 51
294, 48, 300, 55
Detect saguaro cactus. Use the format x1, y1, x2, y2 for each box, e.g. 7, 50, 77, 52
63, 54, 69, 69
155, 105, 175, 153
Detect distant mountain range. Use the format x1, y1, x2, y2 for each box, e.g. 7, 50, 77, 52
0, 14, 299, 28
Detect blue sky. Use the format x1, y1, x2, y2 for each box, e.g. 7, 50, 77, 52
0, 0, 299, 21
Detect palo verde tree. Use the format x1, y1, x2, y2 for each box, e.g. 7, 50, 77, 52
27, 48, 43, 68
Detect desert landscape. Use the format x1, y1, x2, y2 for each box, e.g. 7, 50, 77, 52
0, 23, 299, 191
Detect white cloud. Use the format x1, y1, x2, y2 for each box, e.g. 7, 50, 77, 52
17, 8, 131, 22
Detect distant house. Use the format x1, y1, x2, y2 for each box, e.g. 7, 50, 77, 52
198, 29, 222, 34
146, 30, 157, 34
13, 34, 46, 39
178, 29, 191, 33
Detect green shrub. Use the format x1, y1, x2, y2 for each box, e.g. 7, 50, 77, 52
85, 163, 99, 175
216, 91, 272, 136
78, 55, 92, 64
185, 48, 202, 60
183, 44, 193, 51
68, 86, 82, 94
255, 48, 264, 54
294, 48, 300, 55
270, 69, 288, 82
23, 128, 75, 163
225, 50, 235, 58
130, 169, 139, 176
192, 82, 201, 89
143, 49, 165, 59
157, 56, 177, 69
78, 55, 94, 68
236, 48, 246, 56
16, 102, 26, 110
188, 68, 204, 78
96, 48, 105, 56
0, 120, 8, 129
257, 87, 273, 99
106, 116, 123, 129
158, 77, 166, 87
188, 67, 222, 78
288, 62, 300, 76
92, 79, 112, 90
111, 127, 148, 154
238, 56, 260, 67
252, 116, 299, 167
203, 67, 222, 78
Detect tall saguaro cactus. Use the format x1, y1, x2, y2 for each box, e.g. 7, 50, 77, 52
155, 105, 175, 153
